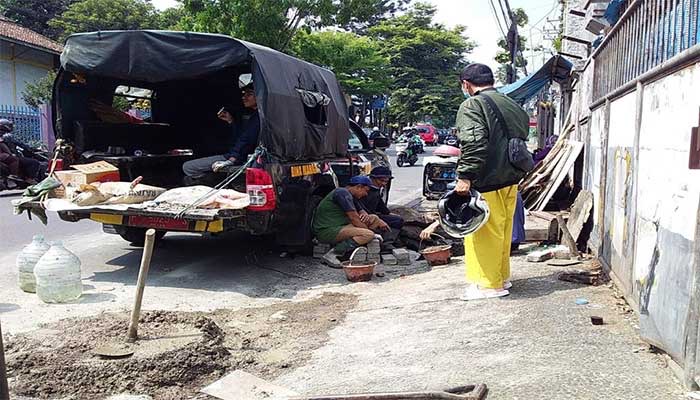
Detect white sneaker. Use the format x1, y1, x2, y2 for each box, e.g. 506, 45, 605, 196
460, 284, 510, 301
503, 280, 512, 290
322, 250, 343, 269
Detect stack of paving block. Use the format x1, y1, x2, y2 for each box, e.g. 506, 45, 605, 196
367, 239, 381, 263
392, 248, 412, 265
313, 243, 332, 259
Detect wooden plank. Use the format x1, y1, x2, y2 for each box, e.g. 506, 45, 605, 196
567, 190, 594, 241
535, 141, 585, 211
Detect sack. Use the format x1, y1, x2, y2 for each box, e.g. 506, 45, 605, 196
478, 93, 535, 173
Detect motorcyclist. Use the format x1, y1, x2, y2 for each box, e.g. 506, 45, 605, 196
407, 129, 422, 153
0, 119, 42, 183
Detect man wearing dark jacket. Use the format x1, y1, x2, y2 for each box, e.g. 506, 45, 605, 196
182, 84, 260, 178
455, 63, 529, 301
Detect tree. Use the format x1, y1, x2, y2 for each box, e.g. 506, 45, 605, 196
21, 70, 56, 109
178, 0, 408, 51
289, 30, 390, 98
49, 0, 160, 41
495, 7, 528, 83
0, 0, 76, 39
369, 3, 473, 127
158, 6, 185, 30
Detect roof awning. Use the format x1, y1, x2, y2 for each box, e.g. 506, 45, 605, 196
498, 55, 573, 104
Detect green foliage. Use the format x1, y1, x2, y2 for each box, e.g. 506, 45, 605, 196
21, 70, 56, 109
158, 6, 185, 30
178, 0, 408, 51
369, 3, 473, 126
112, 96, 130, 112
48, 0, 161, 41
290, 30, 390, 97
0, 0, 75, 39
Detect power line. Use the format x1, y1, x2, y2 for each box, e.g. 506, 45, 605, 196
496, 0, 513, 27
487, 0, 508, 39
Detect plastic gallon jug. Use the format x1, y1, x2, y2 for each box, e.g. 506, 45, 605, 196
16, 235, 51, 293
34, 241, 82, 303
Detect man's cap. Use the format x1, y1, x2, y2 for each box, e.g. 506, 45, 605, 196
460, 63, 494, 84
370, 166, 394, 179
348, 175, 372, 186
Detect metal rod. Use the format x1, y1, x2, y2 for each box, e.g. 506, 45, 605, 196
289, 384, 487, 400
126, 229, 156, 342
590, 43, 700, 109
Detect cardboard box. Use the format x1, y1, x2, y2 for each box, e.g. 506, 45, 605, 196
54, 161, 120, 186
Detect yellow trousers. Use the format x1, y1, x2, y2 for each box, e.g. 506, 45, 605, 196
464, 184, 518, 289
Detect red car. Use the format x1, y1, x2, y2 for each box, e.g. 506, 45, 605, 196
416, 124, 438, 145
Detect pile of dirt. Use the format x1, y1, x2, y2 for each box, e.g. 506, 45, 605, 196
5, 292, 357, 399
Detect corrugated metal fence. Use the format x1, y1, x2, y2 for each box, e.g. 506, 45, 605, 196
0, 105, 42, 145
592, 0, 700, 101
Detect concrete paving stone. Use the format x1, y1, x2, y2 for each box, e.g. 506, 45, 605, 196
381, 254, 398, 265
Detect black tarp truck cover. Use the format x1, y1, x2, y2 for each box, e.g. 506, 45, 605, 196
57, 30, 349, 161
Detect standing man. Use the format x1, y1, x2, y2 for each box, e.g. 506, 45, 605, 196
455, 63, 529, 300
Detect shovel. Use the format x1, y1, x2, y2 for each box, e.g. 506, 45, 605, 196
94, 229, 156, 358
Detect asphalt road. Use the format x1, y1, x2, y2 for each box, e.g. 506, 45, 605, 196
1, 145, 435, 254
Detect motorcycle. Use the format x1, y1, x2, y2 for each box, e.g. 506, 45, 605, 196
444, 133, 459, 147
0, 133, 50, 191
395, 141, 419, 167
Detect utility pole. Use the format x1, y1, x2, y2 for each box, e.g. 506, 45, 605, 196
503, 0, 518, 84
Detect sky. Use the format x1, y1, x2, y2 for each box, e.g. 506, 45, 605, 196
150, 0, 561, 75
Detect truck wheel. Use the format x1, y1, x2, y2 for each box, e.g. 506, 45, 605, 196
301, 195, 323, 255
116, 226, 166, 246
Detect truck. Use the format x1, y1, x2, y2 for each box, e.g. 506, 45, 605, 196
23, 30, 390, 250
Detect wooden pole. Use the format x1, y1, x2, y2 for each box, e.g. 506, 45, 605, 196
0, 320, 9, 400
126, 229, 156, 342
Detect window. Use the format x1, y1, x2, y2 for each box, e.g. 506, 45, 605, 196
296, 88, 330, 126
113, 85, 153, 120
348, 130, 363, 150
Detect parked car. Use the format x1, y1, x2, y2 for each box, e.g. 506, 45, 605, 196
416, 124, 438, 146
20, 30, 373, 251
331, 121, 391, 202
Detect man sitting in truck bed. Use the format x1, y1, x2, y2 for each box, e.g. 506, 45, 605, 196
182, 83, 260, 180
313, 175, 390, 259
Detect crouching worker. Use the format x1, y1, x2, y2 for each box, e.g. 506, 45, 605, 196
312, 175, 389, 265
357, 166, 404, 247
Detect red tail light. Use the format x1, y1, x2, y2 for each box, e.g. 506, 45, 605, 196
49, 159, 63, 171
246, 167, 276, 211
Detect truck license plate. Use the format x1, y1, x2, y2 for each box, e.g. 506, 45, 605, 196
129, 216, 189, 230
291, 163, 321, 177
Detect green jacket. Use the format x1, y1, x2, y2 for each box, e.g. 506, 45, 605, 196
455, 88, 529, 193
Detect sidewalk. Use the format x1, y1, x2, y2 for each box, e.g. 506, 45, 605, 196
274, 253, 685, 399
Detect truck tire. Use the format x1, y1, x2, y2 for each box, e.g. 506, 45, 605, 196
116, 226, 166, 246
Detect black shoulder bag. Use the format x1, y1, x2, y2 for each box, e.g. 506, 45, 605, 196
478, 93, 535, 173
